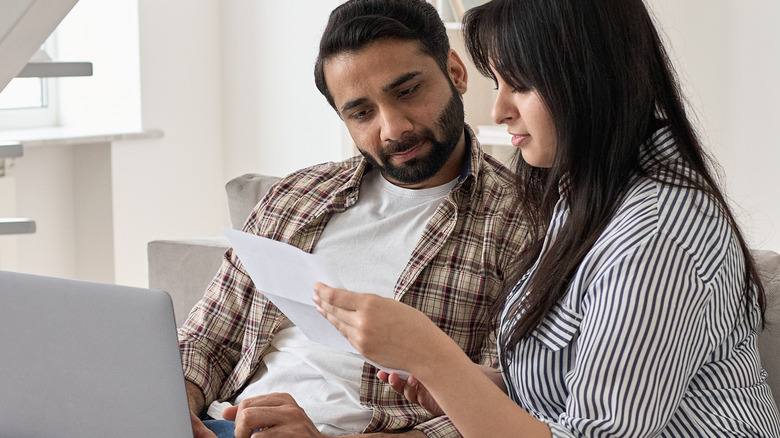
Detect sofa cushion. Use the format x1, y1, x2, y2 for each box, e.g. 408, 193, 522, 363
754, 249, 780, 407
225, 173, 282, 229
147, 236, 230, 326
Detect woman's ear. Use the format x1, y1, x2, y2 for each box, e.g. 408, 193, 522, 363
447, 49, 468, 95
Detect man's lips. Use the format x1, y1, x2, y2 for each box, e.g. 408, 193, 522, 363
390, 142, 425, 163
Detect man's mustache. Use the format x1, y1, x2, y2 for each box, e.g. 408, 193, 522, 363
384, 130, 435, 155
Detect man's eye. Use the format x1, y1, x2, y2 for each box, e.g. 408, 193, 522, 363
398, 83, 420, 98
351, 109, 370, 120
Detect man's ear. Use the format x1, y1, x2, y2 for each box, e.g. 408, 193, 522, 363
447, 49, 468, 95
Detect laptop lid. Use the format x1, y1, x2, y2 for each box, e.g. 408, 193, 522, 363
0, 270, 193, 437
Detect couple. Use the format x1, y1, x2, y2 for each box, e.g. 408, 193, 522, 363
180, 0, 780, 437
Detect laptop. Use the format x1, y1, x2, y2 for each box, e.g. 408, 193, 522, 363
0, 270, 193, 437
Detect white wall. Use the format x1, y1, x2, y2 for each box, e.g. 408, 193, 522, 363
220, 0, 345, 179
111, 0, 227, 286
647, 0, 780, 252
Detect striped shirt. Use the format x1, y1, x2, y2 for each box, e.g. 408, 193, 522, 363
500, 127, 780, 437
179, 126, 529, 437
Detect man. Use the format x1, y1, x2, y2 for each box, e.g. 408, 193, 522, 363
178, 0, 527, 437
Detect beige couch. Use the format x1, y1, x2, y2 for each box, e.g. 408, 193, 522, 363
147, 173, 780, 408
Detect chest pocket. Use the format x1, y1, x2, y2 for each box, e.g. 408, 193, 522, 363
530, 303, 583, 352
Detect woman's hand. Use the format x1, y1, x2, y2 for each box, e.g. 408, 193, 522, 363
314, 283, 550, 438
378, 371, 444, 416
376, 364, 505, 417
312, 282, 452, 374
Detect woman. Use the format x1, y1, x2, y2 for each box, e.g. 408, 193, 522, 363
314, 0, 780, 436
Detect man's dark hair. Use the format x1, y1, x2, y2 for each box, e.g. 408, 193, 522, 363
314, 0, 450, 111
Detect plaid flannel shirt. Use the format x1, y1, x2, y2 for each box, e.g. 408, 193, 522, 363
178, 127, 528, 437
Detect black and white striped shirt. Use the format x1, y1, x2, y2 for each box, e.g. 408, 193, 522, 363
500, 128, 780, 437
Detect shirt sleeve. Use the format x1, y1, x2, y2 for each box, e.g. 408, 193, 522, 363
413, 414, 463, 438
550, 235, 717, 437
177, 248, 259, 407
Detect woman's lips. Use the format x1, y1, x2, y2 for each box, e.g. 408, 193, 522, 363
511, 134, 529, 147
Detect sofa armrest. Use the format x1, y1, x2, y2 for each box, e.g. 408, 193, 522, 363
754, 249, 780, 408
148, 236, 229, 327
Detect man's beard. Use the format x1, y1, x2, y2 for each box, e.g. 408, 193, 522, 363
358, 89, 465, 185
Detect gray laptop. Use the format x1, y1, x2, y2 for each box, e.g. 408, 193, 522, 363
0, 270, 193, 437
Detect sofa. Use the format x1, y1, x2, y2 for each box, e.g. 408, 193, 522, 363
148, 173, 780, 407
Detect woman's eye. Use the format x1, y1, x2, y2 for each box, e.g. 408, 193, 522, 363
512, 85, 531, 94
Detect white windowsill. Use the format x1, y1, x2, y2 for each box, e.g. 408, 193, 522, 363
0, 126, 163, 147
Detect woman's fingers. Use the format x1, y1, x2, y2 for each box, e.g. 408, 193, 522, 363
375, 371, 445, 416
313, 282, 445, 373
312, 283, 361, 336
312, 282, 359, 310
377, 371, 423, 406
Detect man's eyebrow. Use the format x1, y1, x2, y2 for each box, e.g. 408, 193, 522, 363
383, 71, 422, 93
338, 71, 423, 115
340, 97, 367, 114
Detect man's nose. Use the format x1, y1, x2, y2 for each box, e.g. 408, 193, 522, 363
378, 107, 413, 142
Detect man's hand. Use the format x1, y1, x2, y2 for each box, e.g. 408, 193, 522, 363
190, 411, 218, 438
222, 393, 325, 438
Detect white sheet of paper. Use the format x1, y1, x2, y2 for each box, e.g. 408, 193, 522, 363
223, 228, 409, 377
224, 227, 354, 352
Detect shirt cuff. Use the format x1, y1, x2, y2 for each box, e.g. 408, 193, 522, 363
414, 415, 462, 438
542, 418, 576, 438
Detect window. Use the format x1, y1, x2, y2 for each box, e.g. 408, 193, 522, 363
0, 0, 79, 131
0, 41, 56, 110
0, 44, 60, 131
0, 0, 141, 133
0, 77, 48, 110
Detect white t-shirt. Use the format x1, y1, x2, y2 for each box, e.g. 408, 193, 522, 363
208, 169, 457, 434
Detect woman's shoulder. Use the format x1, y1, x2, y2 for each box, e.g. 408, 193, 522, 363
603, 173, 738, 277
608, 126, 736, 267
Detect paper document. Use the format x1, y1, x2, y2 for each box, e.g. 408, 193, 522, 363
224, 228, 409, 377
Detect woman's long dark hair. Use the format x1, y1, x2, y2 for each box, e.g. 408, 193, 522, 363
463, 0, 766, 355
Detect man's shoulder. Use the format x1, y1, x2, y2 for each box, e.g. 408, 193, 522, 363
271, 156, 363, 194
472, 151, 519, 199
244, 157, 363, 234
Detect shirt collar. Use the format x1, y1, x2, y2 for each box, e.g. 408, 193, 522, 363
638, 125, 679, 172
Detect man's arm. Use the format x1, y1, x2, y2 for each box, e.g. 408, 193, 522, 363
349, 432, 426, 438
222, 394, 429, 438
186, 380, 218, 438
186, 380, 206, 417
